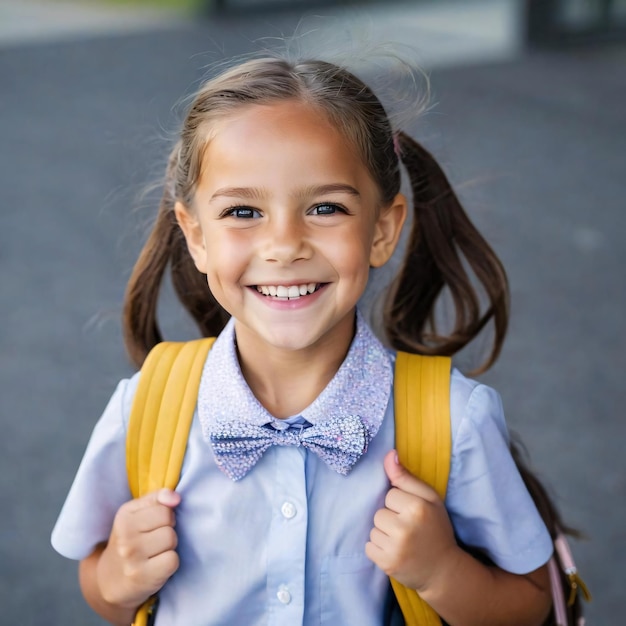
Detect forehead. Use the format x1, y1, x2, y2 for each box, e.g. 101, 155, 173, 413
209, 100, 340, 144
197, 101, 376, 194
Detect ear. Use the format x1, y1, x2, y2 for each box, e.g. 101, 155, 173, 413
369, 193, 407, 268
174, 201, 207, 273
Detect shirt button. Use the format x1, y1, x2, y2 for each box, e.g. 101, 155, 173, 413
281, 501, 297, 519
277, 585, 291, 605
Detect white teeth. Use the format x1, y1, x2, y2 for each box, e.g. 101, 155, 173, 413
256, 283, 320, 299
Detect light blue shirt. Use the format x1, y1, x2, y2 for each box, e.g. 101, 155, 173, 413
51, 316, 552, 625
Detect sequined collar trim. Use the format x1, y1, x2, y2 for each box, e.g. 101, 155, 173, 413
197, 312, 392, 440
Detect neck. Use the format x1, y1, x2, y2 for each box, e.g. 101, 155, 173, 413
234, 314, 356, 419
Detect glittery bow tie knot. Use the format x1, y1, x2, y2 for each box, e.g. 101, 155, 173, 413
210, 415, 369, 481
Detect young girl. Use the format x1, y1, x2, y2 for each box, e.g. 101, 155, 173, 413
52, 56, 554, 625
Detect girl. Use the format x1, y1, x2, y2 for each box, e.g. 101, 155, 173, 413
52, 56, 554, 625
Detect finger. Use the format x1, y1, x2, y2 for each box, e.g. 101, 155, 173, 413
384, 487, 429, 515
146, 549, 180, 584
127, 489, 181, 513
364, 540, 386, 567
383, 450, 439, 502
373, 507, 400, 534
132, 504, 177, 533
143, 525, 178, 559
369, 526, 391, 550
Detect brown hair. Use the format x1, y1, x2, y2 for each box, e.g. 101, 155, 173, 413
123, 56, 508, 372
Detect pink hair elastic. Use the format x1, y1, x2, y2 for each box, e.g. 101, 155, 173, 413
392, 133, 402, 158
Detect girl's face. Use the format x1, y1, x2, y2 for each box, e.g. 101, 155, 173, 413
177, 101, 406, 358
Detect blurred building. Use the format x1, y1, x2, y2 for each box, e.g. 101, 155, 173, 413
526, 0, 626, 45
210, 0, 626, 47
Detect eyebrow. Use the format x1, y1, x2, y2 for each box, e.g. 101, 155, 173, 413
209, 183, 361, 202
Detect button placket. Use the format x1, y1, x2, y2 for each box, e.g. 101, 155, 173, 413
266, 446, 307, 624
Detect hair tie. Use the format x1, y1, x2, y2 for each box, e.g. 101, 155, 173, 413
392, 133, 402, 158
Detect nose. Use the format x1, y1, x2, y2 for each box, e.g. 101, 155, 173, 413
262, 214, 312, 265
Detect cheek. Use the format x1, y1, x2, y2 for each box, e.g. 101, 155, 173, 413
341, 226, 376, 268
328, 237, 372, 282
203, 230, 250, 283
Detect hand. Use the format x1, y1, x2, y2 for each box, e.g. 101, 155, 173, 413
365, 450, 458, 592
97, 489, 181, 609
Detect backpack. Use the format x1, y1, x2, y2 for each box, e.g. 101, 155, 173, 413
126, 339, 590, 626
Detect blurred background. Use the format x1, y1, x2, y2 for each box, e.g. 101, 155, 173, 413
1, 0, 624, 623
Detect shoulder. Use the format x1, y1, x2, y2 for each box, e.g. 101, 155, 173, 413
102, 371, 141, 431
449, 369, 508, 446
50, 372, 141, 560
445, 370, 553, 573
388, 351, 508, 446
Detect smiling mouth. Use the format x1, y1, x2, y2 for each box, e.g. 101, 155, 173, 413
254, 283, 323, 300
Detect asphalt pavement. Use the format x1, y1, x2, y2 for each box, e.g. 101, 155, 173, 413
1, 0, 625, 624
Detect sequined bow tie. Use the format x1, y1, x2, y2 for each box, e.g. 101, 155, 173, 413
210, 415, 370, 481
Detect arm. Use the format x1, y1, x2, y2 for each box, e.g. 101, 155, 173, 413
79, 543, 136, 626
417, 547, 550, 626
78, 489, 181, 625
366, 451, 551, 626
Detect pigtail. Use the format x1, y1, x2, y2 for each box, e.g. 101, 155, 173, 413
122, 145, 228, 368
386, 131, 509, 374
122, 186, 174, 368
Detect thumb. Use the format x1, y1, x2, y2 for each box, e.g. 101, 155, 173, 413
127, 489, 181, 513
156, 488, 181, 508
383, 450, 438, 501
383, 449, 410, 486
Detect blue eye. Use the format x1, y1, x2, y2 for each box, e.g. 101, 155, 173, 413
311, 203, 344, 216
224, 206, 261, 219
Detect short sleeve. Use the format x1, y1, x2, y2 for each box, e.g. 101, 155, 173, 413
445, 374, 553, 574
51, 374, 139, 560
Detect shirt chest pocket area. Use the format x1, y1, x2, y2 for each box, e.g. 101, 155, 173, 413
320, 554, 388, 625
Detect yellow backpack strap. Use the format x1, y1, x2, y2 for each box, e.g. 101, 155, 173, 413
392, 351, 452, 626
126, 337, 215, 626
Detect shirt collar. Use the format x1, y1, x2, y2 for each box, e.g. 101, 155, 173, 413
197, 311, 392, 441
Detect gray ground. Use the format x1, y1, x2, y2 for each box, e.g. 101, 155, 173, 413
1, 1, 624, 624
